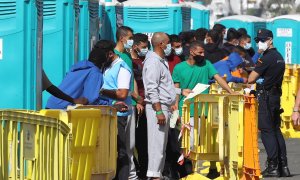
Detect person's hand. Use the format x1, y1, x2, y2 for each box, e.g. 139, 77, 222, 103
245, 83, 252, 88
243, 77, 248, 83
182, 89, 193, 97
257, 49, 264, 54
136, 103, 144, 115
230, 91, 241, 95
292, 111, 300, 126
171, 104, 178, 112
73, 97, 88, 105
156, 113, 166, 125
113, 101, 128, 112
137, 96, 144, 105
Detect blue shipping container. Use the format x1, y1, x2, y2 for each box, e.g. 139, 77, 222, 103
78, 0, 99, 60
216, 15, 266, 49
267, 15, 300, 64
121, 1, 182, 39
0, 0, 38, 109
100, 1, 119, 41
186, 2, 210, 30
42, 0, 75, 107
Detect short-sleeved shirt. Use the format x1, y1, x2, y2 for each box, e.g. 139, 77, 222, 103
132, 57, 145, 99
172, 60, 218, 115
254, 48, 285, 90
114, 49, 136, 105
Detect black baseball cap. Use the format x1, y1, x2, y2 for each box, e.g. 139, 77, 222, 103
254, 29, 273, 42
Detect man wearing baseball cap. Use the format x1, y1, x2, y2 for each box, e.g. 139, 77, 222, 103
248, 28, 291, 177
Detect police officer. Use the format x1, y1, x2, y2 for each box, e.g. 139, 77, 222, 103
248, 29, 291, 177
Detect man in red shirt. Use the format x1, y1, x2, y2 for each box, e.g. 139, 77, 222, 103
130, 33, 149, 179
166, 34, 183, 74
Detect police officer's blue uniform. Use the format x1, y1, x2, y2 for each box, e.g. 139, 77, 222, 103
253, 29, 291, 177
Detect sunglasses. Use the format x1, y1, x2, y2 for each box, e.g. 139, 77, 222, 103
255, 38, 271, 43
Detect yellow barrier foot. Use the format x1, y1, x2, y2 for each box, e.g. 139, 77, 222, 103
282, 130, 300, 138
181, 173, 211, 180
200, 162, 221, 174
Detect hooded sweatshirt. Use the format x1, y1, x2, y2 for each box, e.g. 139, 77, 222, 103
222, 42, 236, 54
204, 43, 228, 64
46, 60, 107, 109
213, 52, 244, 83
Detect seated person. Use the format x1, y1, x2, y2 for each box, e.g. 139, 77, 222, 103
46, 40, 111, 109
213, 46, 248, 83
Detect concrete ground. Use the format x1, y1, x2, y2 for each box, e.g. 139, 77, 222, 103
259, 138, 300, 180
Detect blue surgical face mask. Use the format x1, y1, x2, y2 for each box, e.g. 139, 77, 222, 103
244, 43, 251, 50
124, 39, 134, 49
137, 48, 148, 57
164, 43, 172, 56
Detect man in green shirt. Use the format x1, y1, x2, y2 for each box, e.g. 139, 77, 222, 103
114, 26, 142, 180
172, 41, 236, 179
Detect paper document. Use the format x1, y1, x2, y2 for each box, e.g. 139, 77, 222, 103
244, 84, 255, 95
184, 83, 210, 101
170, 110, 179, 128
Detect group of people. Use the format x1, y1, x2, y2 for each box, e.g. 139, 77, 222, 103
42, 23, 292, 179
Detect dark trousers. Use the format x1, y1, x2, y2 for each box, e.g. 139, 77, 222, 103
135, 110, 148, 179
258, 92, 287, 161
163, 128, 193, 179
114, 116, 129, 180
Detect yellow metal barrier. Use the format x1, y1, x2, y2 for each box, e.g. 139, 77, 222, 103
181, 94, 261, 180
0, 110, 70, 180
210, 82, 245, 95
280, 64, 300, 138
71, 106, 117, 180
242, 96, 261, 180
40, 106, 117, 180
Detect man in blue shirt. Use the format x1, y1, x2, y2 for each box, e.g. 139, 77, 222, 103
46, 40, 111, 109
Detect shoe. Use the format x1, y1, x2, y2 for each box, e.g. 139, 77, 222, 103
279, 156, 291, 177
262, 159, 280, 177
206, 168, 220, 179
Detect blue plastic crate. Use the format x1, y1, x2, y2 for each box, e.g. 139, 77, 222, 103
0, 0, 38, 109
267, 15, 300, 64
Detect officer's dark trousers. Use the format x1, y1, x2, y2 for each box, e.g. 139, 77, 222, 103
258, 92, 287, 160
114, 116, 129, 180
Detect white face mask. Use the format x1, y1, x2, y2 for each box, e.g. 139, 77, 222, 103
258, 41, 268, 51
164, 43, 172, 56
174, 47, 183, 56
244, 43, 251, 50
124, 39, 134, 49
137, 48, 148, 57
204, 39, 208, 45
